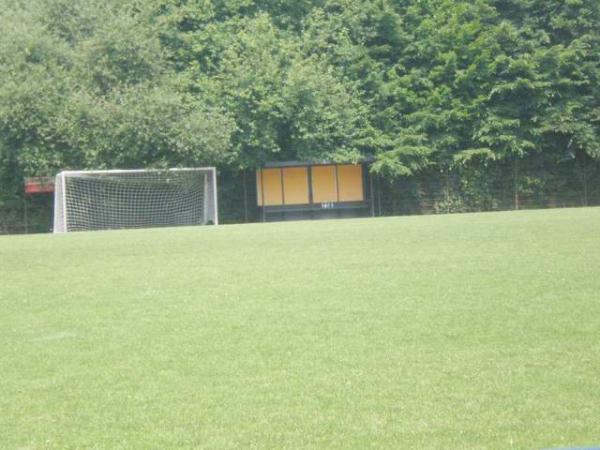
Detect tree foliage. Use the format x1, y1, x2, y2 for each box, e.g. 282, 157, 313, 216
1, 0, 599, 222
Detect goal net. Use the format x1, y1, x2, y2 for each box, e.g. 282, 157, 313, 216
53, 168, 218, 233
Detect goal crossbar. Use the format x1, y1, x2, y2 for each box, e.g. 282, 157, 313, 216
59, 168, 208, 175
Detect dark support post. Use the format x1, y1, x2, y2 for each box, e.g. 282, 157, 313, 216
376, 174, 382, 216
582, 155, 589, 207
260, 169, 266, 222
242, 170, 249, 223
23, 196, 28, 234
513, 158, 520, 210
307, 165, 314, 220
369, 169, 375, 217
445, 169, 451, 214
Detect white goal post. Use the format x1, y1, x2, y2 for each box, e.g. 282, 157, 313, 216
53, 168, 218, 233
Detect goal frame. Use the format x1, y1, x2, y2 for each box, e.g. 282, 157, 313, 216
53, 167, 218, 233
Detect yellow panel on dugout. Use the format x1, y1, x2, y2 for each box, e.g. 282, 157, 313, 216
311, 165, 338, 203
256, 168, 283, 206
337, 164, 364, 202
282, 167, 309, 205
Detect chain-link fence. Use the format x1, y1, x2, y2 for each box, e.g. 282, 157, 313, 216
374, 157, 600, 217
2, 158, 599, 234
0, 194, 54, 234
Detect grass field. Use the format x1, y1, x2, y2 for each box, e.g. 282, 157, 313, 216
1, 208, 600, 449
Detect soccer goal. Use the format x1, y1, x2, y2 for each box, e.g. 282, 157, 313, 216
53, 168, 218, 233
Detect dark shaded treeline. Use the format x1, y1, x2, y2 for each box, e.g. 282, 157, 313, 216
1, 0, 598, 231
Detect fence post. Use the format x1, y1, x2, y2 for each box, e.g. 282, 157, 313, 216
376, 174, 382, 216
513, 159, 520, 210
23, 196, 28, 234
445, 169, 451, 214
242, 170, 249, 223
582, 155, 589, 207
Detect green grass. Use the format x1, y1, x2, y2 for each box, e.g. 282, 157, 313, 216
1, 208, 600, 449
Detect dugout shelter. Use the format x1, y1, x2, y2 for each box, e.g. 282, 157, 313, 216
256, 161, 375, 222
